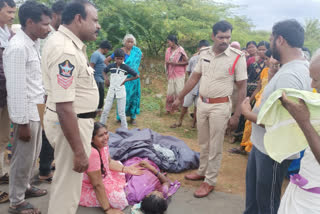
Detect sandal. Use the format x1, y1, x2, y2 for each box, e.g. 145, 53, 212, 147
0, 173, 9, 184
0, 191, 9, 203
130, 118, 137, 125
25, 186, 47, 199
228, 147, 247, 155
9, 201, 41, 214
170, 123, 181, 128
38, 176, 53, 184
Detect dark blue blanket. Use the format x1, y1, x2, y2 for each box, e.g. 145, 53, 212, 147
108, 128, 199, 173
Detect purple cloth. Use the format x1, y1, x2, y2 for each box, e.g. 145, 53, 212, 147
124, 157, 180, 205
109, 128, 200, 172
290, 174, 320, 194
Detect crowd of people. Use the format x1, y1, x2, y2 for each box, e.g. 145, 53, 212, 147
0, 0, 319, 214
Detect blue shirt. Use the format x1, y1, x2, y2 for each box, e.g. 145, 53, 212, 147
90, 50, 106, 83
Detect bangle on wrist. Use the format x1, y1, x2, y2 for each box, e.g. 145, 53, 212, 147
156, 171, 160, 177
121, 166, 125, 173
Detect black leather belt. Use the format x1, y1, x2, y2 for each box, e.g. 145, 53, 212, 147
47, 107, 96, 119
77, 111, 97, 119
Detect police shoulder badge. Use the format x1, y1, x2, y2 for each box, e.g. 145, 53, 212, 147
57, 60, 75, 89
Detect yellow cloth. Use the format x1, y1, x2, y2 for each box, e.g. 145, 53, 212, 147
257, 88, 320, 163
240, 67, 269, 152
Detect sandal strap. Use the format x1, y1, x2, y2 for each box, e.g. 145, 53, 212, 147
10, 201, 35, 211
0, 191, 8, 200
25, 186, 47, 198
27, 186, 42, 193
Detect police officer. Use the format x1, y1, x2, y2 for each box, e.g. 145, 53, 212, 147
42, 1, 100, 213
172, 20, 247, 198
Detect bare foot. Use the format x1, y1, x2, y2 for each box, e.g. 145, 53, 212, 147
170, 122, 182, 128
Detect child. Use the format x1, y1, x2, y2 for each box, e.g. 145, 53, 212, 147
100, 48, 139, 128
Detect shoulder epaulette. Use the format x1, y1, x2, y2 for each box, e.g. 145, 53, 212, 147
229, 46, 244, 56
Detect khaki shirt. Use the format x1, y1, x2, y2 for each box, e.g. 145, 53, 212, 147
194, 46, 247, 98
42, 25, 98, 114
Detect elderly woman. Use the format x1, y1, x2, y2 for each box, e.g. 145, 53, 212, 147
105, 34, 142, 125
165, 35, 188, 113
79, 122, 180, 214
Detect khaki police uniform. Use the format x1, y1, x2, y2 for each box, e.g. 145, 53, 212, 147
193, 46, 247, 186
42, 25, 99, 214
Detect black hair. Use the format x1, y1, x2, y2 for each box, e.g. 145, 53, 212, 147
92, 122, 107, 177
141, 194, 168, 214
167, 34, 178, 45
258, 41, 270, 49
302, 47, 311, 56
0, 0, 15, 9
272, 19, 304, 48
19, 1, 52, 28
62, 0, 93, 25
198, 40, 210, 48
246, 41, 257, 48
52, 0, 66, 15
265, 49, 272, 58
212, 20, 233, 36
99, 40, 112, 50
114, 48, 125, 58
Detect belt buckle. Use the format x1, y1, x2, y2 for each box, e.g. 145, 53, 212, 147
202, 97, 209, 103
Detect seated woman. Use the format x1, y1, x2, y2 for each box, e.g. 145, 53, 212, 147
79, 122, 180, 214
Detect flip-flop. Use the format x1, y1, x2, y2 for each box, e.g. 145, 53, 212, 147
0, 173, 9, 184
9, 201, 41, 214
0, 191, 9, 203
170, 123, 181, 128
229, 148, 242, 154
25, 186, 47, 199
38, 176, 53, 184
228, 148, 247, 155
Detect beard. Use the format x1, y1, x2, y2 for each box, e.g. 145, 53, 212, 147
271, 40, 281, 61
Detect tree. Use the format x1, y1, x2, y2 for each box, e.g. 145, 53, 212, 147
304, 19, 320, 54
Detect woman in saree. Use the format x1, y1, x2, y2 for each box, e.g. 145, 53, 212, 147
246, 41, 270, 97
79, 122, 180, 214
230, 50, 280, 153
105, 34, 142, 125
246, 41, 258, 67
232, 41, 270, 143
165, 35, 188, 113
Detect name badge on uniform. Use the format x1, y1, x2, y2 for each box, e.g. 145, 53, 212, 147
57, 60, 75, 89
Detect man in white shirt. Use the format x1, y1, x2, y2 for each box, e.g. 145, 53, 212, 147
0, 0, 15, 204
3, 1, 52, 213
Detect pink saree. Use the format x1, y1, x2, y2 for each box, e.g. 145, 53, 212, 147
165, 46, 187, 112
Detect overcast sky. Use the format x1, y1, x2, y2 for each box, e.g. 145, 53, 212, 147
221, 0, 320, 31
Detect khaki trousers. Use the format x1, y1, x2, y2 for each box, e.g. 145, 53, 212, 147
44, 110, 93, 214
9, 121, 42, 205
0, 105, 10, 176
196, 99, 231, 186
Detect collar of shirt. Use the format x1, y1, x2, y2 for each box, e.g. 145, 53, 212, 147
49, 25, 56, 32
58, 25, 85, 52
19, 30, 40, 56
19, 30, 36, 47
209, 46, 231, 57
